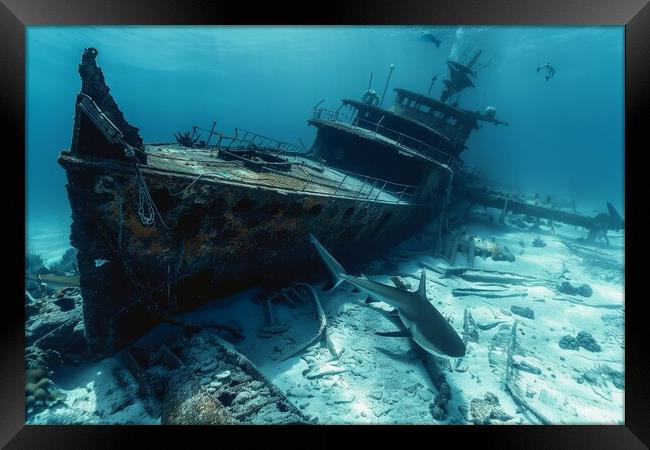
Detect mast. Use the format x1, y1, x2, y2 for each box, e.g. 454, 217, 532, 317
440, 49, 482, 104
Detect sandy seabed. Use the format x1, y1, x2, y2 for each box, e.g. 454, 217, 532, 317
28, 215, 624, 425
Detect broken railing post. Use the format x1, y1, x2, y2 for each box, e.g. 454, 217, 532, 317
467, 238, 475, 267
265, 299, 276, 325
333, 175, 348, 196
205, 121, 217, 147
499, 196, 509, 224
376, 180, 388, 200
449, 230, 461, 265
354, 177, 368, 199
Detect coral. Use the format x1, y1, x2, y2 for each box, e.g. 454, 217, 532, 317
559, 334, 580, 350
47, 248, 79, 275
26, 288, 87, 364
174, 130, 205, 148
25, 250, 45, 274
559, 331, 600, 352
576, 331, 601, 352
532, 237, 546, 247
469, 392, 511, 424
161, 370, 232, 425
390, 276, 412, 291
576, 284, 593, 297
429, 379, 452, 421
25, 345, 65, 414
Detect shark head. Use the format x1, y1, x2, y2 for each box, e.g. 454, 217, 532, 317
412, 269, 466, 358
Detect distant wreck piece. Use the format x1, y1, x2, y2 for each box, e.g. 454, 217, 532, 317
58, 47, 506, 356
510, 305, 534, 320
463, 187, 624, 244
557, 281, 593, 298
123, 330, 312, 424
276, 282, 341, 362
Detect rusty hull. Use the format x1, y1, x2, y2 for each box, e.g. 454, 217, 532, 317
59, 150, 432, 357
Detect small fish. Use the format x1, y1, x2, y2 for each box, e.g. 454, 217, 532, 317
536, 62, 555, 81
419, 32, 442, 48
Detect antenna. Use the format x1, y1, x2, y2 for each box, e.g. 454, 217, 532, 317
367, 72, 373, 91
427, 73, 438, 97
205, 121, 217, 146
380, 64, 395, 107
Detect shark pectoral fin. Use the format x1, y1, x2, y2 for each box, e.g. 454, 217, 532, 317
376, 330, 412, 338
365, 296, 379, 304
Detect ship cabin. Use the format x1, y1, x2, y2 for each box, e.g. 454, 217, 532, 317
391, 88, 481, 153
309, 88, 478, 205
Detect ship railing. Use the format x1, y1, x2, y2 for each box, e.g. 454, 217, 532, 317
212, 128, 306, 155
174, 126, 422, 204
322, 167, 423, 203
312, 108, 456, 166
203, 143, 423, 204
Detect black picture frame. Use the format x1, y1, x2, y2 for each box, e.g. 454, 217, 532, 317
4, 0, 648, 447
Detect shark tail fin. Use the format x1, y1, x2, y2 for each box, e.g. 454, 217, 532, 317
417, 268, 428, 298
309, 234, 347, 292
606, 202, 624, 230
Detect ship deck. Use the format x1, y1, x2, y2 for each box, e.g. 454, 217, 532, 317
140, 144, 420, 205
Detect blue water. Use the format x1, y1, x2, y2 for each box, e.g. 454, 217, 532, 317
26, 26, 624, 260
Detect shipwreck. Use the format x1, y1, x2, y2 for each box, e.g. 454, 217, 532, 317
58, 47, 512, 356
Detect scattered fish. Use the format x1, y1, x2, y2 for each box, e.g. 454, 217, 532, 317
536, 62, 555, 81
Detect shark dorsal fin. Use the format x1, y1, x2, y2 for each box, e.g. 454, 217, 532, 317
417, 269, 427, 298
359, 273, 368, 280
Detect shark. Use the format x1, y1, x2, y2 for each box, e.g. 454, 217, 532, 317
419, 32, 442, 49
309, 234, 466, 358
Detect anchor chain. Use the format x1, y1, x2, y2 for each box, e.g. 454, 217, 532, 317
123, 143, 174, 230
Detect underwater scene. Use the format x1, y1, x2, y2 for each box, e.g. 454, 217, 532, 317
25, 26, 624, 425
